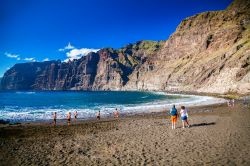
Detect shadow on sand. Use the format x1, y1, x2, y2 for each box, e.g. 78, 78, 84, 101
191, 122, 216, 127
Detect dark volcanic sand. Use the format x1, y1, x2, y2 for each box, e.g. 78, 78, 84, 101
0, 102, 250, 165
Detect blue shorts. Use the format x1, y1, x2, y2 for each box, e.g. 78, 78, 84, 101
181, 116, 187, 121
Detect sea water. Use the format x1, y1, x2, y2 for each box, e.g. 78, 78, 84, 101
0, 91, 225, 122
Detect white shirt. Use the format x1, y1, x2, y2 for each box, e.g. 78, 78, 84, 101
180, 108, 187, 117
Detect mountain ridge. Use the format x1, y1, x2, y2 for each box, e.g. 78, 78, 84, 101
1, 0, 250, 94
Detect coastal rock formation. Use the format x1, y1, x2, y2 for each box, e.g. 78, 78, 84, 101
124, 0, 250, 94
1, 41, 162, 90
1, 0, 250, 94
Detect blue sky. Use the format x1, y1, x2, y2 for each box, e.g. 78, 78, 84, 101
0, 0, 232, 77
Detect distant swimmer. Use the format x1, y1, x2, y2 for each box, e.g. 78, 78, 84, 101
113, 108, 119, 118
53, 112, 57, 126
170, 105, 178, 129
67, 112, 71, 125
96, 111, 101, 120
180, 106, 190, 128
74, 111, 78, 122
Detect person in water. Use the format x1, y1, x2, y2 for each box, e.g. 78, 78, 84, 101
113, 108, 119, 118
170, 105, 178, 129
180, 106, 190, 128
74, 111, 78, 122
96, 111, 100, 120
67, 112, 71, 125
53, 112, 57, 126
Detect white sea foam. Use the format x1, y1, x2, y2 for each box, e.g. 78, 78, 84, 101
16, 91, 36, 94
0, 93, 226, 122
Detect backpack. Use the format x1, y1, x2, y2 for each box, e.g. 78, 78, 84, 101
170, 107, 177, 116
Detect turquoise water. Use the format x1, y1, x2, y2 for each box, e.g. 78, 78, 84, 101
0, 91, 221, 122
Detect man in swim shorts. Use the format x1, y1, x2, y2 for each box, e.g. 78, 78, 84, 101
53, 112, 57, 126
170, 105, 178, 129
67, 112, 71, 125
74, 111, 78, 122
96, 111, 100, 120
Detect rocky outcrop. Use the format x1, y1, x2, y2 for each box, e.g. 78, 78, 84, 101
1, 0, 250, 94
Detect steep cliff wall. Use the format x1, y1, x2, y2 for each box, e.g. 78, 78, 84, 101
1, 41, 162, 90
124, 0, 250, 94
1, 0, 250, 94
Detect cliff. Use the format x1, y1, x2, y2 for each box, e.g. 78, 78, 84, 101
1, 0, 250, 94
124, 0, 250, 94
1, 41, 163, 90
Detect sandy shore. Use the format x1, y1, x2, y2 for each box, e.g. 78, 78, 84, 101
0, 101, 250, 165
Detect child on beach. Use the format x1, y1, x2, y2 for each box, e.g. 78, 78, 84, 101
170, 105, 178, 129
67, 112, 71, 125
53, 112, 57, 126
180, 106, 190, 128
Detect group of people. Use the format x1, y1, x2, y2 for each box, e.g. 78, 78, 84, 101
96, 108, 120, 120
52, 111, 78, 126
169, 105, 190, 129
52, 108, 120, 126
51, 105, 192, 129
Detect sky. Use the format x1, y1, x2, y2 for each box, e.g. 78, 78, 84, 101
0, 0, 232, 77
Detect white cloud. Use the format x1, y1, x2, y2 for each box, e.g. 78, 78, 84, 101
5, 52, 20, 60
64, 48, 99, 62
24, 57, 36, 62
4, 52, 37, 62
43, 58, 49, 61
58, 42, 75, 52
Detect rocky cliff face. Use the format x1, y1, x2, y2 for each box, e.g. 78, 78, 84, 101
1, 0, 250, 94
124, 0, 250, 94
1, 41, 163, 90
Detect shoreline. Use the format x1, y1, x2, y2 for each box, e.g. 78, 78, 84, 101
0, 99, 239, 127
1, 98, 250, 165
0, 91, 229, 123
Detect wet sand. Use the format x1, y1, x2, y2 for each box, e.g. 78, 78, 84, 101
0, 101, 250, 165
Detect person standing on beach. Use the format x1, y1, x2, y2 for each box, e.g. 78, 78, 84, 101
74, 111, 78, 122
96, 111, 100, 120
170, 105, 178, 129
232, 99, 235, 107
53, 112, 57, 126
227, 100, 231, 107
180, 106, 190, 128
113, 108, 119, 118
67, 112, 71, 125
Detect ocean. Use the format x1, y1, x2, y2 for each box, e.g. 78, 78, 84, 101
0, 91, 224, 122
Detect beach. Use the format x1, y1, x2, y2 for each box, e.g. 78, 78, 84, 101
0, 100, 250, 165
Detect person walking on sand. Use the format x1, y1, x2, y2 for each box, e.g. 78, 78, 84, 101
96, 110, 100, 120
180, 106, 190, 128
53, 112, 57, 126
67, 112, 71, 125
170, 105, 178, 129
74, 111, 78, 122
